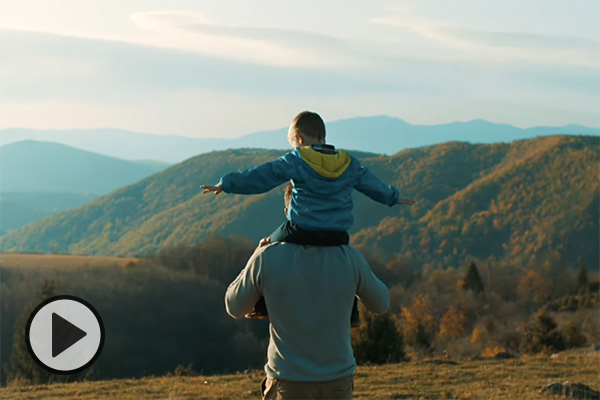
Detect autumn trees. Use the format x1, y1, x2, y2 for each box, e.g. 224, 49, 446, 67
357, 257, 598, 362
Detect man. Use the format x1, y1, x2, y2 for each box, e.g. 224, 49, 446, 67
225, 242, 389, 399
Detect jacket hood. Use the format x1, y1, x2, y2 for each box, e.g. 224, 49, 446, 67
298, 147, 351, 179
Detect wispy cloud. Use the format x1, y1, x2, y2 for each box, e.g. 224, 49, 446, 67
1, 9, 365, 69
127, 10, 360, 68
1, 24, 596, 110
129, 10, 211, 30
370, 11, 599, 67
0, 28, 406, 103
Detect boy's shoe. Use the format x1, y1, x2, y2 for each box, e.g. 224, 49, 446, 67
245, 296, 269, 320
244, 310, 269, 320
351, 297, 360, 327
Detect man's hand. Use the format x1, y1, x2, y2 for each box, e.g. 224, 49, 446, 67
398, 198, 415, 206
201, 183, 223, 195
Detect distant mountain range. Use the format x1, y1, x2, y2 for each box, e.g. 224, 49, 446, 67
1, 116, 597, 163
2, 135, 597, 271
0, 140, 169, 193
0, 141, 169, 234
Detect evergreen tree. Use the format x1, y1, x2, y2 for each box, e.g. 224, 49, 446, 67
3, 279, 88, 385
6, 279, 59, 385
463, 261, 484, 294
352, 309, 406, 364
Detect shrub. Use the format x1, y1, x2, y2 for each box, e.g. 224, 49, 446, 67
520, 308, 566, 354
352, 308, 406, 364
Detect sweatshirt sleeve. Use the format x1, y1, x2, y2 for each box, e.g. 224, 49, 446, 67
355, 253, 390, 314
354, 162, 400, 207
225, 247, 263, 319
219, 155, 292, 194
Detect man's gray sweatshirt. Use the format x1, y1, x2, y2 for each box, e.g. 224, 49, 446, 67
225, 243, 389, 382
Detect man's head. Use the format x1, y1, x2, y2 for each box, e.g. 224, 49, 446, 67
288, 111, 326, 148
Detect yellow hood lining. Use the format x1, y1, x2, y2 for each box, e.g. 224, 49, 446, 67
298, 147, 351, 179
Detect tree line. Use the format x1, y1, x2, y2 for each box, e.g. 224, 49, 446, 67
2, 236, 598, 386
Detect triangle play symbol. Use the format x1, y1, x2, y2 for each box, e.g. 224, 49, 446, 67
52, 312, 87, 357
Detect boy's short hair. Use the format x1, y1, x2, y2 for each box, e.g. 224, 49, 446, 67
291, 111, 326, 142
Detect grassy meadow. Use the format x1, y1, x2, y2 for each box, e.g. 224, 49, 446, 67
1, 349, 599, 400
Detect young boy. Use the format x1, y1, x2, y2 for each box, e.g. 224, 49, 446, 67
201, 111, 414, 324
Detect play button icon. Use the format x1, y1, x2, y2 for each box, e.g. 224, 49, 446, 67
26, 295, 104, 374
52, 313, 87, 357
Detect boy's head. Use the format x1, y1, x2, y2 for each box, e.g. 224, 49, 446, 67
288, 111, 326, 148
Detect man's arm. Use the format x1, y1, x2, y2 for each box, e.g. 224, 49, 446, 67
225, 247, 263, 319
354, 163, 400, 207
355, 252, 390, 314
219, 156, 291, 194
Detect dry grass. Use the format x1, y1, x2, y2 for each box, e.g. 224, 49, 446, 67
0, 253, 139, 270
2, 349, 598, 400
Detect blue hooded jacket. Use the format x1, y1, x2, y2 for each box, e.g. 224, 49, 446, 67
219, 144, 400, 231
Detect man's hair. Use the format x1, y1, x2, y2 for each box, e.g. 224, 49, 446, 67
291, 111, 326, 142
284, 182, 293, 210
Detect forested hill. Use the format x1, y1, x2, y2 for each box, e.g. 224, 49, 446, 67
1, 136, 597, 270
351, 135, 599, 270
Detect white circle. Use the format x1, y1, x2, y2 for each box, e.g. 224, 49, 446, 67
28, 299, 102, 372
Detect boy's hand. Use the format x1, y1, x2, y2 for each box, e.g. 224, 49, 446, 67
201, 183, 223, 195
258, 237, 271, 247
398, 198, 415, 206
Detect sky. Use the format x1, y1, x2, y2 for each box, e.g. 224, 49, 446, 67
0, 0, 598, 138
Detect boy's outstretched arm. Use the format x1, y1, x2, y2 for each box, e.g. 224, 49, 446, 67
354, 164, 401, 207
203, 157, 292, 195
